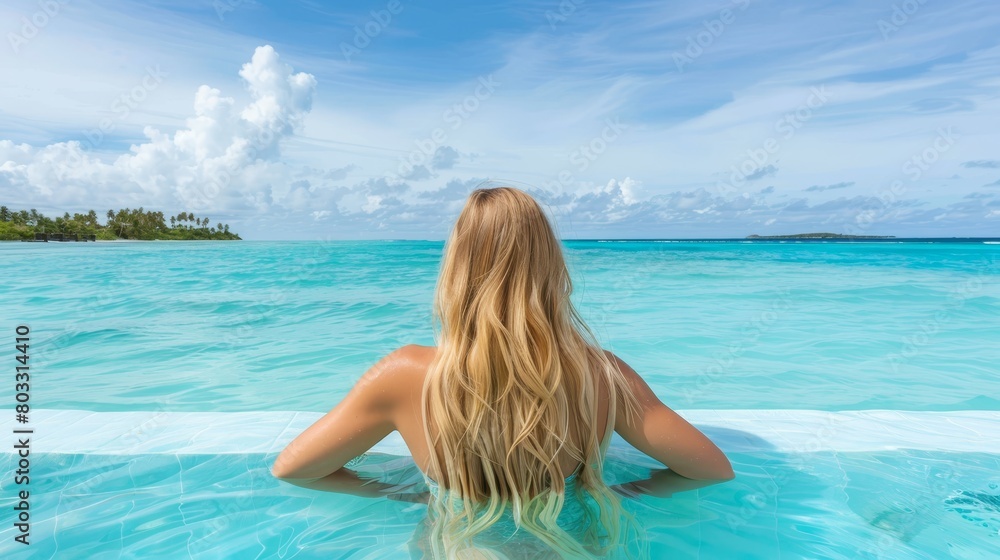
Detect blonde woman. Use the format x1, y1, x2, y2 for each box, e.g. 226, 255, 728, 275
271, 186, 734, 557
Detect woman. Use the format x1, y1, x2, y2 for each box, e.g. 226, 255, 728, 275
271, 186, 734, 557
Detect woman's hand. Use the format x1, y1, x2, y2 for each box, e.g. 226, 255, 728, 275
278, 467, 430, 502
612, 468, 729, 500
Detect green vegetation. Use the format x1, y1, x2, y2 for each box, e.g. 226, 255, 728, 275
746, 232, 895, 239
0, 206, 240, 241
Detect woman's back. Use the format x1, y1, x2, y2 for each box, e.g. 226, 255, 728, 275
387, 344, 612, 485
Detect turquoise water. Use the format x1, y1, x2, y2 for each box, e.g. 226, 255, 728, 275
1, 450, 997, 558
1, 240, 999, 558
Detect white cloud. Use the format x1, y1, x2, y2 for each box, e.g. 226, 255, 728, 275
615, 177, 639, 205
362, 195, 384, 214
0, 45, 317, 216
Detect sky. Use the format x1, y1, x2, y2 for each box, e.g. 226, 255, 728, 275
1, 0, 999, 240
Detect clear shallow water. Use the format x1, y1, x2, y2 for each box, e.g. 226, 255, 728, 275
0, 448, 996, 559
1, 239, 999, 558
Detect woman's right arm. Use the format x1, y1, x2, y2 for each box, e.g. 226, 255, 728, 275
607, 351, 735, 481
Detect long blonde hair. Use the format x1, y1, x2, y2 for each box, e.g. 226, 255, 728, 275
421, 185, 643, 558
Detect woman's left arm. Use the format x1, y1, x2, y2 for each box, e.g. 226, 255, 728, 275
612, 468, 726, 499
270, 346, 415, 480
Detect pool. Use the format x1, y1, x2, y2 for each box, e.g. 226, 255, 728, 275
1, 240, 998, 558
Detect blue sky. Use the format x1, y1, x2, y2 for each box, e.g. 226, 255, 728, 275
1, 0, 999, 239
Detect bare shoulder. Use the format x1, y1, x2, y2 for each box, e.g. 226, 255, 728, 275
396, 343, 438, 360
600, 349, 659, 410
600, 349, 640, 387
393, 344, 437, 374
365, 344, 435, 396
366, 344, 434, 374
601, 349, 636, 375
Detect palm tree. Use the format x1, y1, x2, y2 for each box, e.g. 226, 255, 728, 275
0, 206, 10, 222
114, 209, 128, 237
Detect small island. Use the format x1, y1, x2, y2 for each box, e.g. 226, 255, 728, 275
746, 232, 895, 239
0, 206, 240, 241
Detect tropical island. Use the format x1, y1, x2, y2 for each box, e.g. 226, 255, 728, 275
746, 232, 895, 239
0, 206, 240, 241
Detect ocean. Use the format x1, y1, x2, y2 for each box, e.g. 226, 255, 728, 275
1, 239, 997, 558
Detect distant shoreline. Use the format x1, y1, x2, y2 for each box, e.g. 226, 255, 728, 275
745, 233, 894, 239
573, 237, 998, 243
1, 207, 240, 241
13, 238, 233, 243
